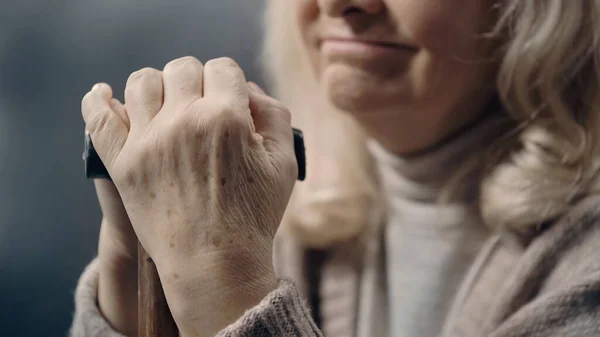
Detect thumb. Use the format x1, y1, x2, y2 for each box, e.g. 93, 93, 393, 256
81, 83, 129, 170
247, 82, 294, 155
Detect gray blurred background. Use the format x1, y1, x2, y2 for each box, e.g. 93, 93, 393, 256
0, 1, 265, 336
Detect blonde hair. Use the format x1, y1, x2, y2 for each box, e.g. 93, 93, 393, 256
262, 0, 600, 246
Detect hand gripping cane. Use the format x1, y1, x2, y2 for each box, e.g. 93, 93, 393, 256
82, 128, 306, 337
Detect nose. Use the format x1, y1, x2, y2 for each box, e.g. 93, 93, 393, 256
318, 0, 385, 17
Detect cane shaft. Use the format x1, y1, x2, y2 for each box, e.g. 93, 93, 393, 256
138, 243, 179, 337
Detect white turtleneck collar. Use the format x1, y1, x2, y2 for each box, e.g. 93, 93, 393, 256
364, 115, 505, 337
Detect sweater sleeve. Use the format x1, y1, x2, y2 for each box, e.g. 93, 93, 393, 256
216, 278, 323, 337
69, 258, 322, 337
69, 259, 127, 337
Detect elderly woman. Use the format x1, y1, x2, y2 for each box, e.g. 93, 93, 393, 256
71, 0, 600, 336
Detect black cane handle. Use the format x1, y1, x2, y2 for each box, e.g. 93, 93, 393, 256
83, 128, 306, 181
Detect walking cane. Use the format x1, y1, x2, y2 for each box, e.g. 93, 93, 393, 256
83, 128, 306, 337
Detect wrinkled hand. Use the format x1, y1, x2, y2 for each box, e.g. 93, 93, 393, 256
81, 56, 297, 337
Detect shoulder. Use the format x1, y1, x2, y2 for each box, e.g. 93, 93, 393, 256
482, 195, 600, 336
532, 194, 600, 291
531, 194, 600, 268
504, 194, 600, 287
549, 194, 600, 237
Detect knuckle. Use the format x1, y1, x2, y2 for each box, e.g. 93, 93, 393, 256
165, 111, 204, 142
81, 92, 93, 113
173, 114, 197, 136
284, 153, 299, 180
205, 57, 241, 73
87, 107, 112, 134
211, 101, 241, 126
206, 112, 243, 139
127, 67, 160, 84
116, 162, 138, 188
215, 99, 236, 115
164, 56, 203, 74
116, 148, 149, 186
125, 68, 163, 105
277, 106, 292, 123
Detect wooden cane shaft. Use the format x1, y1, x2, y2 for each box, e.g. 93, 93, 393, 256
138, 242, 179, 337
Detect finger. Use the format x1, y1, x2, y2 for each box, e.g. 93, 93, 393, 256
82, 83, 128, 168
248, 81, 266, 95
109, 98, 130, 130
93, 179, 129, 222
124, 68, 164, 130
163, 56, 204, 107
247, 82, 294, 154
203, 57, 249, 113
94, 179, 120, 197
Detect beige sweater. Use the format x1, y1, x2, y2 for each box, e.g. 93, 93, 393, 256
71, 195, 600, 337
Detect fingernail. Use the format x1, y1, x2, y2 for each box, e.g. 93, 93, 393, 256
248, 82, 266, 95
92, 83, 100, 91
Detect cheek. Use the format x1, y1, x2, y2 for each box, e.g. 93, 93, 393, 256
294, 0, 322, 73
295, 0, 319, 34
390, 0, 485, 58
402, 1, 493, 98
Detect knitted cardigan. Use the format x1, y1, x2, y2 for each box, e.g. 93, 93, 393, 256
70, 194, 600, 337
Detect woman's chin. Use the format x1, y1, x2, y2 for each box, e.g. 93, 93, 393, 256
321, 64, 398, 114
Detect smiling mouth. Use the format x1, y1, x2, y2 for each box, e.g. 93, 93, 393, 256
319, 38, 419, 61
321, 37, 419, 51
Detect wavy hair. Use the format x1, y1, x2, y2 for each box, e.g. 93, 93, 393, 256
262, 0, 600, 246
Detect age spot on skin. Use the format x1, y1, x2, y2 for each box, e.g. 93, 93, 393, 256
166, 209, 173, 217
125, 173, 136, 187
172, 154, 180, 172
173, 273, 179, 279
247, 177, 255, 184
221, 178, 227, 186
170, 242, 175, 248
150, 192, 156, 199
211, 235, 223, 248
141, 172, 149, 185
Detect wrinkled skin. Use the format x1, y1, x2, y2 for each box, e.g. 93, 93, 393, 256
82, 56, 297, 337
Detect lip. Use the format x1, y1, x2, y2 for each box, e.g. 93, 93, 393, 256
320, 37, 418, 59
322, 37, 418, 50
